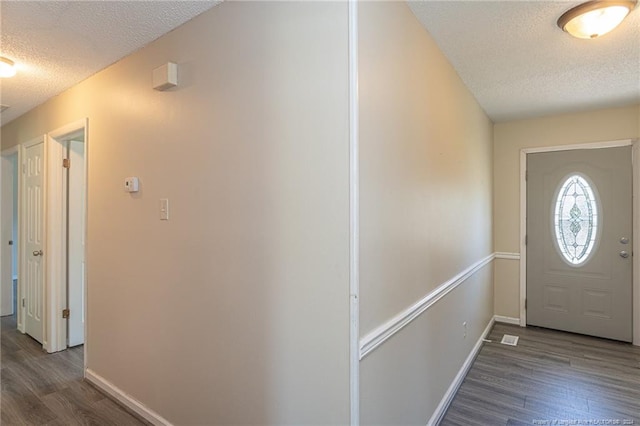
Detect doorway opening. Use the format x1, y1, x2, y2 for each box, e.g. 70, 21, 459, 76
11, 120, 89, 356
65, 138, 86, 347
46, 119, 88, 356
1, 147, 19, 324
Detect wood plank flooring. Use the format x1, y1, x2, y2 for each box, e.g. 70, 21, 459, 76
441, 323, 640, 426
5, 312, 639, 425
1, 314, 148, 425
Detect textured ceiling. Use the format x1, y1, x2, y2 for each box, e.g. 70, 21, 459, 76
0, 0, 219, 125
409, 1, 640, 122
1, 1, 638, 126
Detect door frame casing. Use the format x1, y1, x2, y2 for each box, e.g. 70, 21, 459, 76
46, 118, 88, 355
519, 138, 639, 345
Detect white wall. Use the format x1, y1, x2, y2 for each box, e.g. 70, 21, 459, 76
1, 2, 350, 424
358, 2, 494, 423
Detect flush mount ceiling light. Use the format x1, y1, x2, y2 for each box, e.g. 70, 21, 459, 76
0, 56, 16, 78
557, 0, 637, 39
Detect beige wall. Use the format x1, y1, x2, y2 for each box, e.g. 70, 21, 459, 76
493, 104, 640, 318
2, 2, 350, 424
358, 2, 494, 423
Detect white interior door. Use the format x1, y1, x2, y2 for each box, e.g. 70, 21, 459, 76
24, 141, 45, 343
1, 153, 15, 316
67, 141, 85, 347
527, 146, 632, 342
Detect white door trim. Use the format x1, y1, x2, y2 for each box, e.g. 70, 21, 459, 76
45, 133, 66, 353
519, 138, 639, 345
46, 118, 88, 355
633, 142, 640, 346
348, 0, 360, 424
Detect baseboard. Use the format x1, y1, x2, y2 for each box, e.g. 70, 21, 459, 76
426, 316, 495, 426
493, 315, 521, 325
85, 368, 173, 426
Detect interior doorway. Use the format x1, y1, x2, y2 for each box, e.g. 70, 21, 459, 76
1, 148, 19, 319
46, 119, 88, 353
66, 139, 86, 347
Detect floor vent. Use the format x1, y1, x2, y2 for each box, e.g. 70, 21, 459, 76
500, 334, 519, 346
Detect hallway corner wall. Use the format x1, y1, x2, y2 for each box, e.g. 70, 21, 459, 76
358, 2, 494, 423
1, 2, 351, 424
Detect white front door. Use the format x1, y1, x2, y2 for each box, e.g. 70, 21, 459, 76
1, 153, 16, 316
24, 140, 45, 343
527, 146, 632, 342
67, 141, 85, 347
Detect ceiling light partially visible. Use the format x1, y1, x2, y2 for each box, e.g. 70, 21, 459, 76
557, 0, 637, 39
0, 57, 16, 78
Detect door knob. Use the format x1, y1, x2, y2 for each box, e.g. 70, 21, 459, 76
32, 250, 43, 257
620, 237, 630, 244
620, 250, 629, 258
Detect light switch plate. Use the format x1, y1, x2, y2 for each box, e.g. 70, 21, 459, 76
160, 198, 169, 220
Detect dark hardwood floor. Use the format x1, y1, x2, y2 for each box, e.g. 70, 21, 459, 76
441, 323, 640, 426
1, 314, 148, 425
5, 309, 639, 426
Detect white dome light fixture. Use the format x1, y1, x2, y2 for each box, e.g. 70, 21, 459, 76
0, 57, 16, 78
557, 0, 637, 39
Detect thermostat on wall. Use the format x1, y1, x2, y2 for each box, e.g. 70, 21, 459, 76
124, 177, 139, 193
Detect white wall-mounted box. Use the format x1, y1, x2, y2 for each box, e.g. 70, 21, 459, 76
124, 177, 139, 192
153, 62, 178, 91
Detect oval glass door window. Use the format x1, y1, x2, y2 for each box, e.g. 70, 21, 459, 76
554, 175, 599, 265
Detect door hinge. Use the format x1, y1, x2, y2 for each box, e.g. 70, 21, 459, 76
62, 309, 70, 319
525, 299, 527, 309
525, 235, 528, 245
22, 163, 26, 174
525, 171, 528, 181
22, 298, 25, 307
62, 158, 70, 169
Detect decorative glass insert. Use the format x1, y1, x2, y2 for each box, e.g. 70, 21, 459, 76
554, 175, 598, 265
